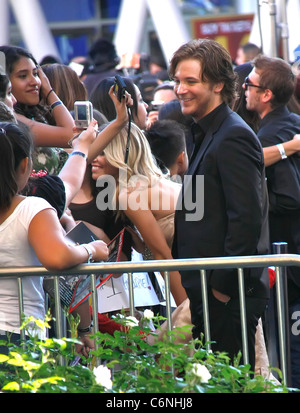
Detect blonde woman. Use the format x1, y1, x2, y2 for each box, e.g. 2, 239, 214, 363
91, 122, 187, 306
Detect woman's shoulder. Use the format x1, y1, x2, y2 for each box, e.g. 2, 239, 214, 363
22, 196, 56, 212
0, 196, 55, 230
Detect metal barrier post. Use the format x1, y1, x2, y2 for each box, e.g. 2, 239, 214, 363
44, 292, 49, 338
272, 242, 291, 386
90, 274, 98, 336
163, 271, 173, 333
164, 270, 174, 376
17, 277, 26, 344
200, 270, 211, 350
237, 268, 249, 366
127, 272, 135, 317
90, 273, 100, 366
53, 276, 64, 366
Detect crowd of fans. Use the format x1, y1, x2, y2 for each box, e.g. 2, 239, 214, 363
1, 35, 300, 387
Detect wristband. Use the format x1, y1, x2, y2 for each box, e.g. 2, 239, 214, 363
78, 322, 93, 334
46, 88, 54, 103
50, 100, 62, 110
69, 151, 88, 161
82, 243, 93, 263
277, 143, 287, 159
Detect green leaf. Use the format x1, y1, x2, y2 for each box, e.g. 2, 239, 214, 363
2, 381, 20, 391
0, 354, 9, 363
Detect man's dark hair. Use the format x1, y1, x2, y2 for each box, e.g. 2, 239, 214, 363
240, 42, 261, 61
253, 55, 296, 108
144, 119, 186, 171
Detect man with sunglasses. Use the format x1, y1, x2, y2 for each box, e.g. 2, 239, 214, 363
245, 55, 300, 388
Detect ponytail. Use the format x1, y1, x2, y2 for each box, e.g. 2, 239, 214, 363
0, 121, 33, 209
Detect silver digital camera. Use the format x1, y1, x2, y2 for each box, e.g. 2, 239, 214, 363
74, 101, 93, 129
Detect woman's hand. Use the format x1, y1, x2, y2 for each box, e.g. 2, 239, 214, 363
37, 65, 53, 102
109, 85, 133, 126
87, 88, 133, 161
89, 240, 109, 262
76, 334, 94, 358
70, 119, 98, 151
146, 110, 159, 129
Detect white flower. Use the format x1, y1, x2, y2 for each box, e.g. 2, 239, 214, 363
125, 316, 139, 327
191, 363, 211, 383
143, 309, 154, 320
93, 365, 113, 389
36, 153, 47, 165
116, 313, 139, 327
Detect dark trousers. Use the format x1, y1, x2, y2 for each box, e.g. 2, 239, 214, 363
0, 332, 24, 356
191, 288, 268, 372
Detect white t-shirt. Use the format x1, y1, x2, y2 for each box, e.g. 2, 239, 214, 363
0, 196, 55, 336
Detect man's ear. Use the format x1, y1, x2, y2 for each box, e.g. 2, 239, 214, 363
176, 151, 185, 166
214, 81, 224, 94
176, 151, 188, 176
262, 88, 273, 104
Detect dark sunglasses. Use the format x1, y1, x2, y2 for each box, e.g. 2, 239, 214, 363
244, 76, 265, 91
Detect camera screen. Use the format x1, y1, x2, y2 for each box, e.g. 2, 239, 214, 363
77, 105, 87, 120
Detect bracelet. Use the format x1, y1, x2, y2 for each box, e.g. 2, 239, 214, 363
50, 100, 62, 110
46, 88, 54, 103
78, 323, 93, 334
69, 151, 88, 161
277, 143, 287, 160
81, 243, 93, 263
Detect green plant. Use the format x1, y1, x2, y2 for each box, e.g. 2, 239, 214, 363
0, 311, 292, 393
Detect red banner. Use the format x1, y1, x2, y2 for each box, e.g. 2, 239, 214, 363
191, 13, 254, 60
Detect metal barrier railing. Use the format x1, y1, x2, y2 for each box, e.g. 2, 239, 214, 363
0, 252, 299, 385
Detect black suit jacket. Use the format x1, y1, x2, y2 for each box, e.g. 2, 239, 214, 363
172, 104, 270, 299
258, 106, 300, 301
258, 106, 300, 214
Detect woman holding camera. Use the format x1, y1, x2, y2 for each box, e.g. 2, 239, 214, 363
90, 121, 187, 306
0, 121, 109, 354
0, 45, 75, 174
90, 76, 148, 131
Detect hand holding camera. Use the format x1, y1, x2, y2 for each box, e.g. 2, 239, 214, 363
74, 101, 94, 129
146, 100, 164, 129
113, 75, 127, 102
69, 119, 98, 154
109, 80, 133, 127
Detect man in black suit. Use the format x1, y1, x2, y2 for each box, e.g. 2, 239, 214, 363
169, 39, 270, 372
245, 55, 300, 387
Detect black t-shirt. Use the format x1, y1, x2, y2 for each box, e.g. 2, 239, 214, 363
25, 175, 66, 219
69, 195, 132, 260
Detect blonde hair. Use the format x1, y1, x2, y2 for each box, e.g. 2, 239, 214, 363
103, 122, 164, 214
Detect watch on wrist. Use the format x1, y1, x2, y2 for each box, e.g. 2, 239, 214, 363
78, 321, 93, 334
